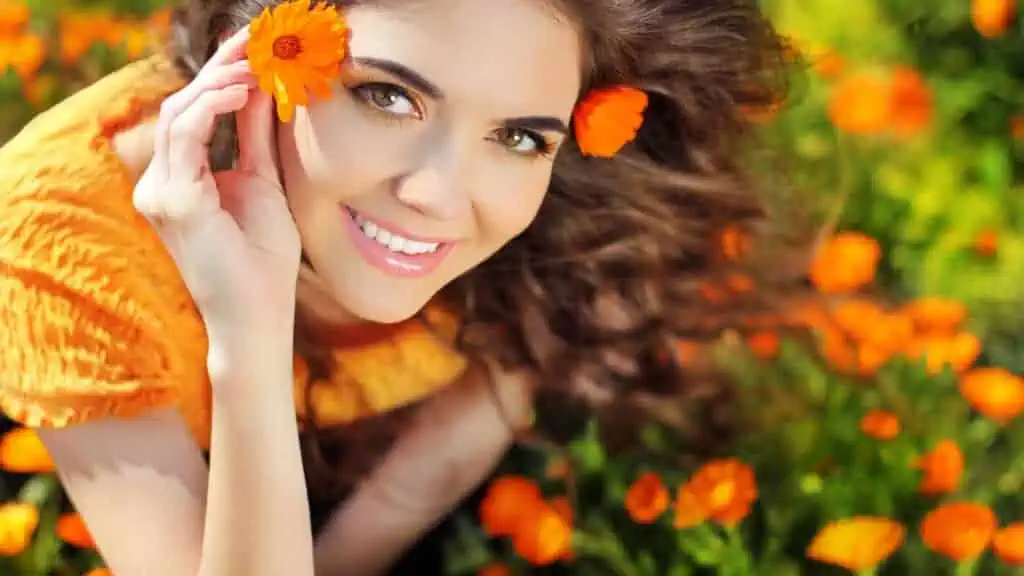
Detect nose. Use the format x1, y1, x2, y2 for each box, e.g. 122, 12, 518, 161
392, 138, 471, 222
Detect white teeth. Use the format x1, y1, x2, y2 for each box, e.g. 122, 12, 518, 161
353, 212, 440, 255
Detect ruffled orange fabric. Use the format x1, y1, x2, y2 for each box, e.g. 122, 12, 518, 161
0, 55, 466, 450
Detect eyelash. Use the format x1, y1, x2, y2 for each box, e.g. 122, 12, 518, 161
349, 81, 555, 159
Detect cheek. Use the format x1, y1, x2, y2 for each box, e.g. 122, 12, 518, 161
472, 165, 551, 245
285, 95, 409, 201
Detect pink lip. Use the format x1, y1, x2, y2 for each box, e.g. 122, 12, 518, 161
341, 208, 455, 278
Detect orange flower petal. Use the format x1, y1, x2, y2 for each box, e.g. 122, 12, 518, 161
624, 472, 670, 524
994, 523, 1024, 566
0, 502, 39, 557
920, 502, 997, 561
479, 475, 543, 537
915, 440, 963, 496
573, 86, 648, 157
807, 517, 905, 572
56, 513, 95, 549
0, 428, 54, 473
959, 367, 1024, 423
860, 410, 901, 440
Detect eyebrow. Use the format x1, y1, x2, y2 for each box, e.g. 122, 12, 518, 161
353, 57, 444, 99
353, 57, 570, 135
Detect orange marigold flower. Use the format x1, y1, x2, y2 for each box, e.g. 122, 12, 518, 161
905, 332, 981, 375
807, 516, 905, 572
0, 0, 29, 36
920, 502, 996, 561
915, 440, 964, 496
83, 570, 112, 576
747, 331, 780, 360
57, 12, 121, 65
0, 502, 39, 557
682, 458, 758, 527
959, 367, 1024, 423
510, 502, 572, 566
994, 523, 1024, 566
860, 409, 901, 440
809, 232, 881, 294
971, 0, 1017, 38
478, 563, 512, 576
572, 85, 648, 157
827, 71, 891, 135
888, 66, 933, 138
974, 228, 1000, 258
56, 513, 95, 549
0, 32, 43, 79
672, 484, 706, 529
480, 475, 543, 537
0, 428, 53, 473
247, 0, 349, 122
624, 472, 670, 524
901, 297, 967, 336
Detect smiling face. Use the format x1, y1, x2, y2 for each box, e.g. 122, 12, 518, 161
277, 0, 583, 324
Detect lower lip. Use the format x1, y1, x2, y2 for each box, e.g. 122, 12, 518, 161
341, 209, 454, 278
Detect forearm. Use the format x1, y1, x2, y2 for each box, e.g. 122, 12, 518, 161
198, 356, 314, 576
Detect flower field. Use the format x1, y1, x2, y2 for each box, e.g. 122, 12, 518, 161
0, 0, 1021, 575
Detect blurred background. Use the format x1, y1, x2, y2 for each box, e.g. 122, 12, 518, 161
0, 0, 1021, 575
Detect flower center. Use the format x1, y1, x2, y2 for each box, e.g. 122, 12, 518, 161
272, 35, 302, 60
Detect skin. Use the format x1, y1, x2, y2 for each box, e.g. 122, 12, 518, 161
37, 1, 581, 575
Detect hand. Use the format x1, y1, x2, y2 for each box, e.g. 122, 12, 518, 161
133, 28, 301, 386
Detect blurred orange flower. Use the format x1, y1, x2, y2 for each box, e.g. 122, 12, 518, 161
0, 427, 54, 473
747, 331, 780, 360
58, 12, 121, 64
900, 297, 967, 335
860, 409, 901, 440
920, 502, 996, 561
0, 0, 28, 36
675, 459, 757, 528
56, 512, 96, 549
888, 66, 933, 138
83, 569, 113, 576
959, 367, 1024, 423
480, 475, 542, 537
906, 332, 981, 375
807, 516, 905, 572
719, 225, 750, 261
809, 232, 880, 293
915, 440, 964, 496
510, 502, 572, 566
812, 50, 844, 78
994, 523, 1024, 566
974, 228, 1000, 258
1012, 115, 1024, 140
247, 0, 350, 122
574, 85, 649, 157
827, 71, 891, 134
971, 0, 1017, 38
624, 472, 670, 524
0, 32, 43, 79
0, 502, 39, 557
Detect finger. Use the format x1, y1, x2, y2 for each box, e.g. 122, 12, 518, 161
152, 61, 256, 176
312, 365, 533, 576
215, 170, 299, 256
160, 85, 251, 221
236, 89, 278, 179
207, 25, 251, 69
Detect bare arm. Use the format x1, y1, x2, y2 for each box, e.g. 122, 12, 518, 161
313, 360, 534, 576
39, 410, 209, 576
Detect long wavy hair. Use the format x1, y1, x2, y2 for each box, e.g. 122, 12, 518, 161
169, 0, 802, 520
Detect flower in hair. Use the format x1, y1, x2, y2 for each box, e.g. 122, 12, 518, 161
572, 85, 648, 158
247, 0, 350, 122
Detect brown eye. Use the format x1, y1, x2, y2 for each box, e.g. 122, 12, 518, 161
492, 127, 548, 155
352, 82, 420, 117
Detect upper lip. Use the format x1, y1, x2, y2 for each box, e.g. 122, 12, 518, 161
347, 207, 458, 244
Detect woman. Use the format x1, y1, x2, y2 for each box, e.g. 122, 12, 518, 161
0, 0, 787, 574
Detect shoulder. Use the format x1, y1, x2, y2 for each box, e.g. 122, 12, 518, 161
0, 56, 210, 443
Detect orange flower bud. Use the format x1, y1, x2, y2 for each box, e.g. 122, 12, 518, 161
0, 428, 54, 473
994, 523, 1024, 566
915, 440, 964, 496
0, 502, 39, 557
624, 472, 670, 524
480, 476, 543, 537
920, 502, 996, 561
959, 367, 1024, 423
860, 410, 901, 440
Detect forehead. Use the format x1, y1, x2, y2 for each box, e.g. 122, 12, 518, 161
345, 0, 584, 119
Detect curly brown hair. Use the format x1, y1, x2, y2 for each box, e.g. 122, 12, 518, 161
170, 0, 801, 522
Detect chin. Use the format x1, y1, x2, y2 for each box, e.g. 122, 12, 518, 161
326, 275, 436, 325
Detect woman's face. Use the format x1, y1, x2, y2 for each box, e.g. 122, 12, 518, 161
278, 0, 583, 324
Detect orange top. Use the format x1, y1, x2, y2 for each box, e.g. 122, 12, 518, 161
0, 55, 466, 450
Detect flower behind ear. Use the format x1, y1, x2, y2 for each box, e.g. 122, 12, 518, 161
247, 0, 350, 122
572, 85, 648, 157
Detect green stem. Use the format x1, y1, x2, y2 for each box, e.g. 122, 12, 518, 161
573, 532, 639, 576
855, 568, 878, 576
954, 559, 977, 576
